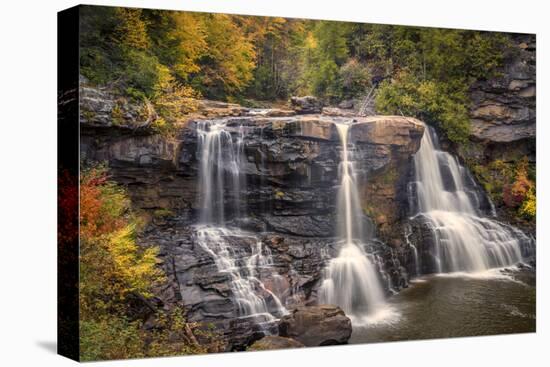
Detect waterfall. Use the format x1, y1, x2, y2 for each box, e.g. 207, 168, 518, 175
194, 227, 286, 319
197, 120, 243, 224
410, 125, 529, 273
404, 224, 421, 276
195, 120, 286, 321
319, 122, 388, 324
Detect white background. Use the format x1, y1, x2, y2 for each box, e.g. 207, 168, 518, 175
0, 0, 547, 365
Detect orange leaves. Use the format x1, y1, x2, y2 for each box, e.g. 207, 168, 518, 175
80, 167, 128, 240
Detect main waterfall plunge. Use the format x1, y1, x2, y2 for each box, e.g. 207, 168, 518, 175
409, 125, 531, 273
319, 122, 390, 325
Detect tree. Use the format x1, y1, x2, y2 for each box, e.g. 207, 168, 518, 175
192, 14, 256, 98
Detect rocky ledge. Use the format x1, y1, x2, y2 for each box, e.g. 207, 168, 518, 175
81, 96, 424, 350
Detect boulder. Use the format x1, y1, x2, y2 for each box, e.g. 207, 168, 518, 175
290, 96, 323, 114
248, 336, 305, 351
278, 305, 352, 346
338, 100, 354, 109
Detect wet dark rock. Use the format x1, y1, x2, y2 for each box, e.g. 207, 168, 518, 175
278, 305, 352, 346
263, 214, 336, 237
212, 314, 280, 351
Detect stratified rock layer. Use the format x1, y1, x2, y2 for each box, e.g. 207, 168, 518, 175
468, 35, 535, 143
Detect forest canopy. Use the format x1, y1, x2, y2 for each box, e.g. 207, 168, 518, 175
79, 6, 512, 144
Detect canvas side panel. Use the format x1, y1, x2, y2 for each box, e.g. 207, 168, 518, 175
57, 5, 80, 362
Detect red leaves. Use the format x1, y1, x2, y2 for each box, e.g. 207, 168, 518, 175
80, 168, 126, 240
58, 169, 79, 244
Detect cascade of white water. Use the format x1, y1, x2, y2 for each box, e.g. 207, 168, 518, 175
197, 120, 242, 225
195, 227, 286, 319
195, 120, 287, 320
404, 224, 421, 276
411, 125, 529, 273
319, 122, 388, 324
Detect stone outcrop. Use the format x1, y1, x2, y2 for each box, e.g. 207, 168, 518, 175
79, 76, 157, 129
290, 96, 323, 114
248, 336, 305, 351
461, 34, 536, 233
278, 305, 352, 346
468, 34, 535, 144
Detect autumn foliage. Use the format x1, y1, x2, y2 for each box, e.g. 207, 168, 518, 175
503, 158, 534, 209
79, 166, 219, 360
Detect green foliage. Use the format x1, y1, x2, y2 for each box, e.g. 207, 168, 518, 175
339, 59, 371, 98
80, 316, 145, 361
375, 72, 470, 144
245, 18, 307, 100
373, 28, 509, 144
192, 14, 256, 98
302, 21, 351, 101
80, 6, 511, 143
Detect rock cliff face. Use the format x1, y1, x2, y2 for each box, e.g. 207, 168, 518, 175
462, 34, 536, 233
468, 34, 535, 144
81, 96, 424, 349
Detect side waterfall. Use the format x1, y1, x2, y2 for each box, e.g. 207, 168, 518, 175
319, 122, 389, 325
410, 125, 531, 273
195, 120, 286, 321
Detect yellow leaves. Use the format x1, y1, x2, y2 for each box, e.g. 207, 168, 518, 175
519, 187, 536, 219
114, 8, 150, 50
107, 224, 165, 298
170, 12, 207, 79
80, 168, 164, 317
199, 13, 257, 93
153, 64, 200, 127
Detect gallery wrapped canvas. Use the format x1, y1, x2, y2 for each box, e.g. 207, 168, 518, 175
58, 4, 536, 362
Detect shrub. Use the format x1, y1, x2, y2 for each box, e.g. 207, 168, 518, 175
519, 187, 536, 219
503, 158, 534, 209
339, 59, 371, 98
375, 71, 471, 144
